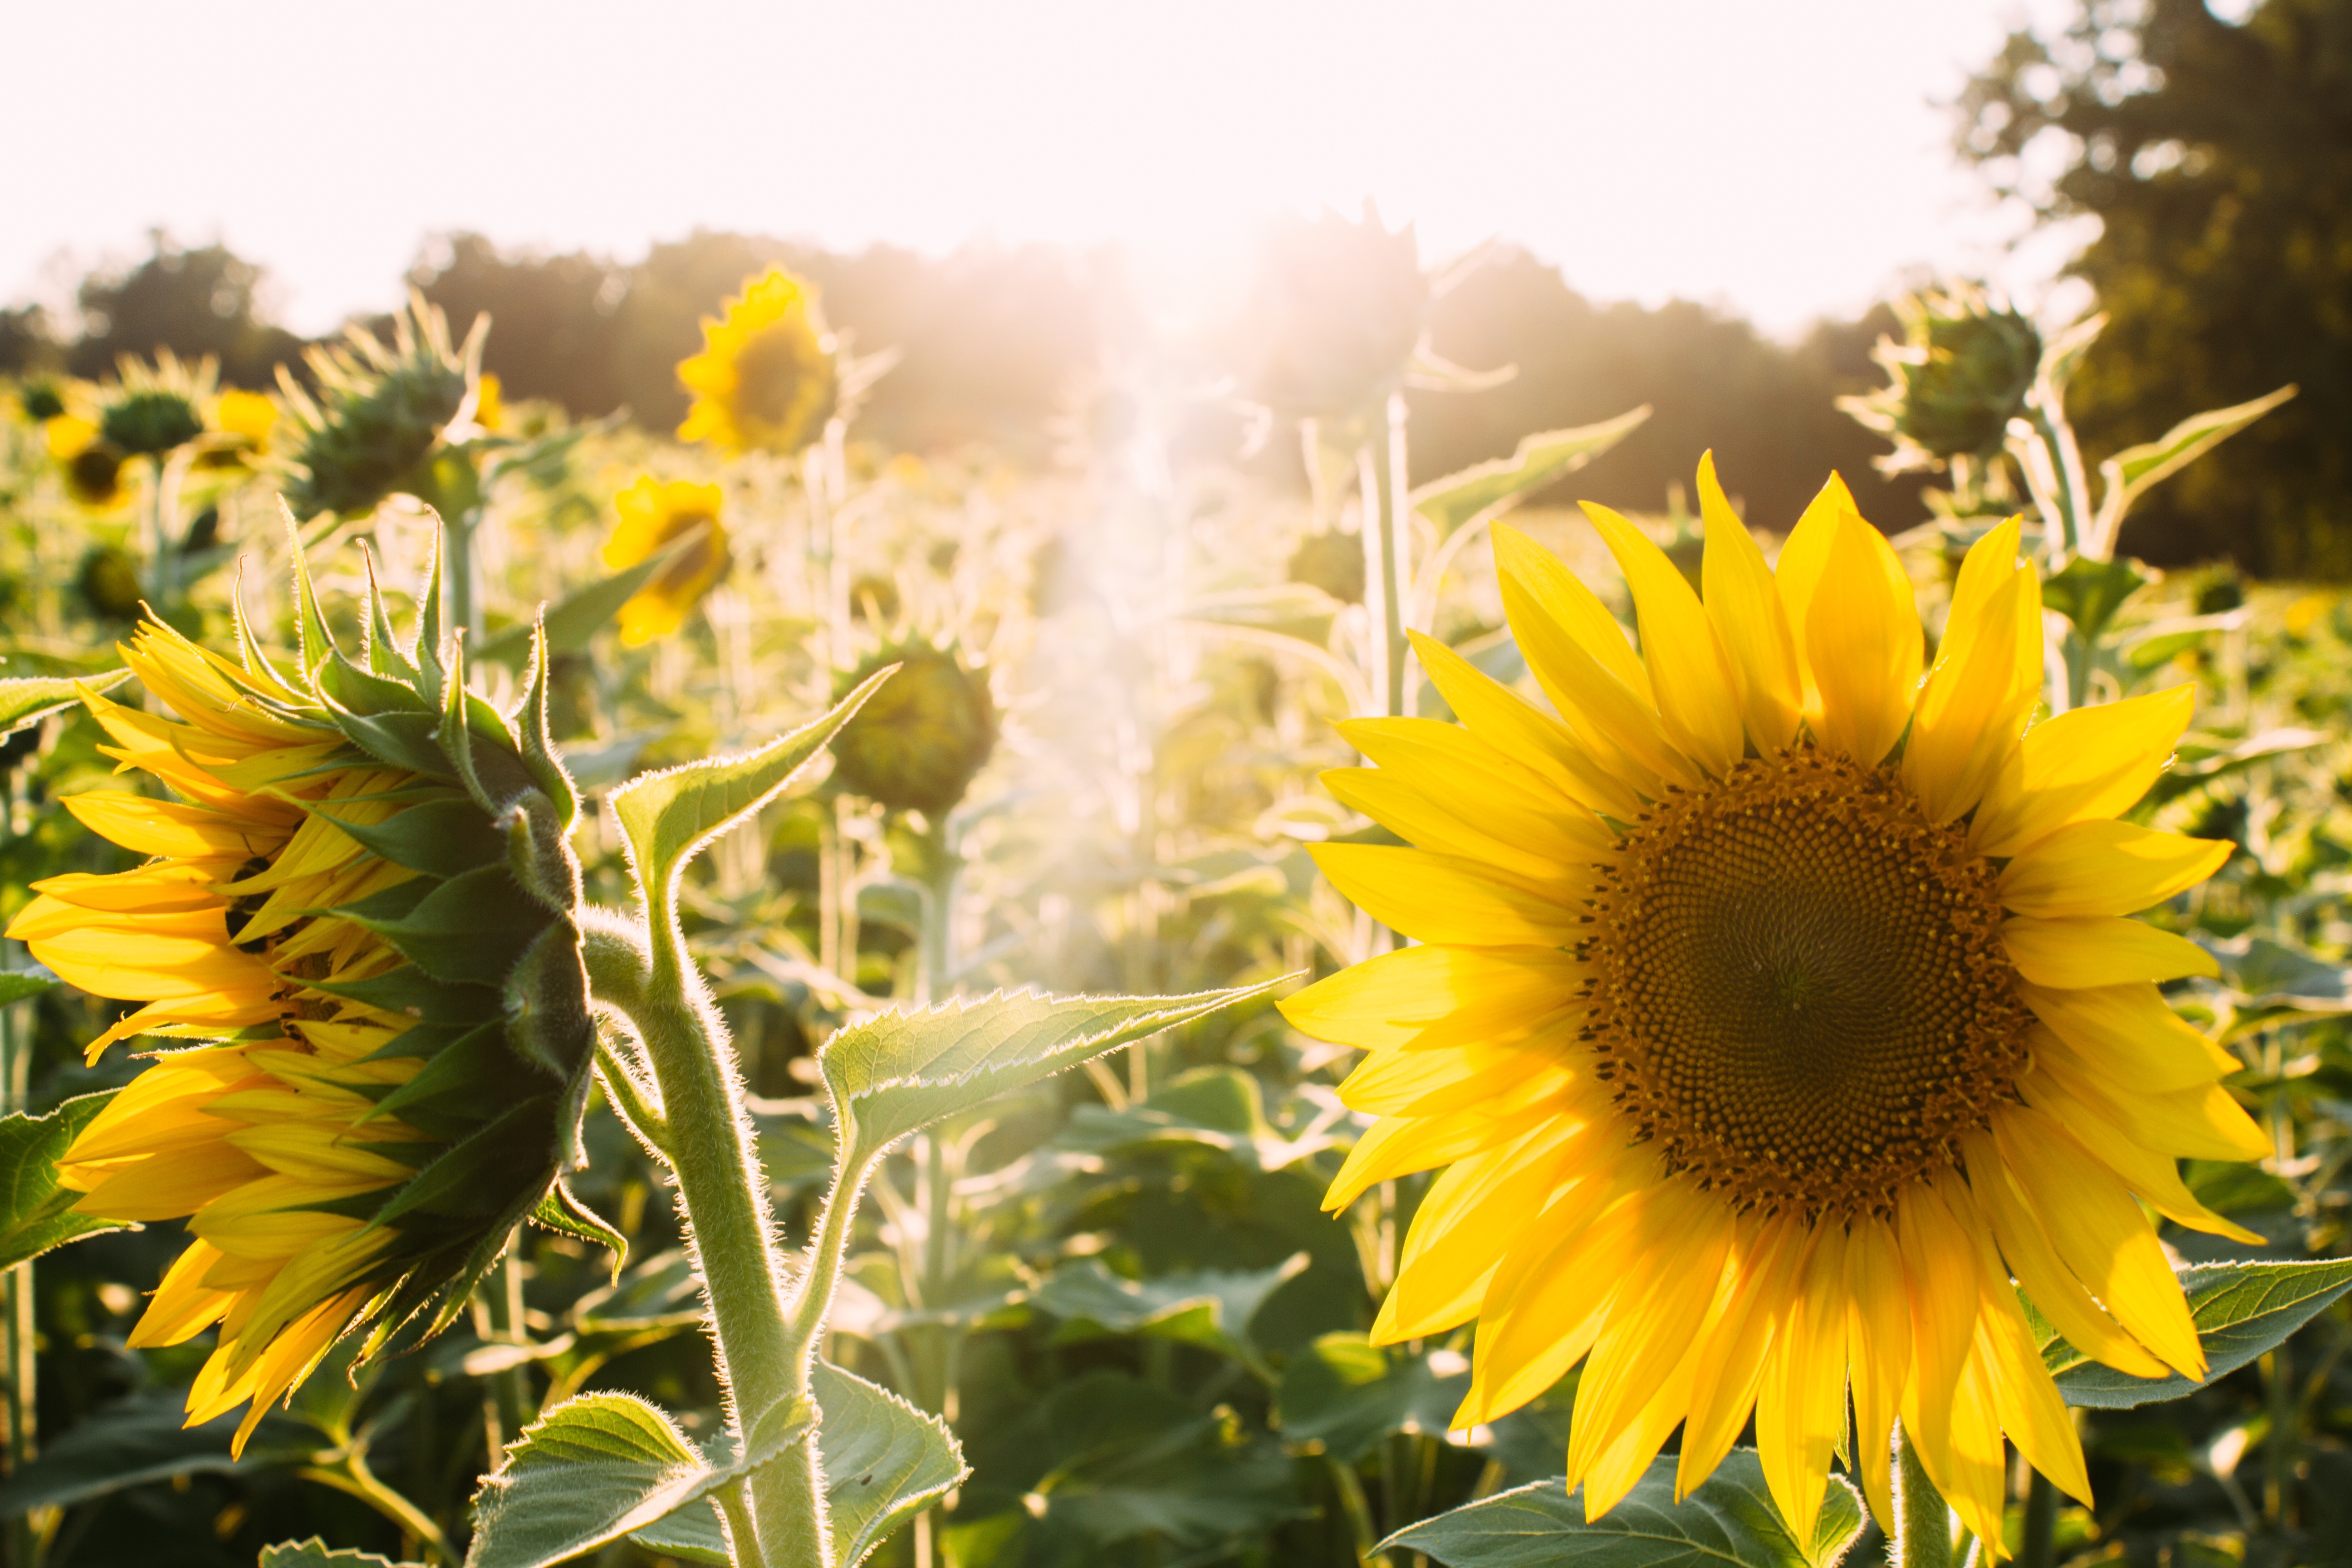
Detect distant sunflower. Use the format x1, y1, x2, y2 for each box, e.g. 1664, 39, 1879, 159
676, 268, 838, 456
1281, 454, 2261, 1550
5, 555, 599, 1451
603, 475, 730, 645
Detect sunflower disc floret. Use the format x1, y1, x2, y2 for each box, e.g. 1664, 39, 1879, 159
6, 532, 605, 1450
1282, 454, 2264, 1552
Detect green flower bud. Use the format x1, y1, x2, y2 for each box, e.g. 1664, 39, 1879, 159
831, 643, 997, 817
275, 292, 479, 519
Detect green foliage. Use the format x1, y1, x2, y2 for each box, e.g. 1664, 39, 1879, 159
1385, 1452, 1866, 1568
0, 668, 129, 735
257, 1541, 425, 1568
818, 981, 1285, 1166
0, 1090, 129, 1270
2037, 1260, 2352, 1408
1959, 0, 2352, 573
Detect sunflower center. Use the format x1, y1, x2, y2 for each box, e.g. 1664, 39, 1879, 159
1584, 747, 2030, 1220
732, 326, 823, 429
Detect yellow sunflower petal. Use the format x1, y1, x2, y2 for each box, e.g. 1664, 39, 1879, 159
1754, 1222, 1849, 1541
1695, 455, 1804, 752
2015, 1066, 2264, 1240
2019, 983, 2241, 1090
1678, 1213, 1805, 1501
1971, 684, 2197, 857
1999, 821, 2233, 918
1581, 501, 1745, 775
1567, 1190, 1732, 1491
1408, 630, 1645, 820
1280, 943, 1586, 1052
1843, 1217, 1912, 1530
1772, 473, 1862, 720
1802, 507, 1922, 767
1992, 1107, 2204, 1379
2001, 915, 2220, 988
1309, 844, 1590, 947
1903, 557, 2031, 824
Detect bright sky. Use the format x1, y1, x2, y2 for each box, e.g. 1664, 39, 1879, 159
9, 0, 2081, 340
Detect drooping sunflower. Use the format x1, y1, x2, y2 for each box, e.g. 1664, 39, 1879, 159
829, 641, 997, 817
1280, 455, 2262, 1551
676, 267, 838, 456
602, 475, 730, 645
5, 541, 604, 1450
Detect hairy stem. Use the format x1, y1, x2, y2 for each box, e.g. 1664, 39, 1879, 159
582, 915, 819, 1567
1892, 1423, 1954, 1568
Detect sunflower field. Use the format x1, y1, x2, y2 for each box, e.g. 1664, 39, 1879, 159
0, 222, 2345, 1568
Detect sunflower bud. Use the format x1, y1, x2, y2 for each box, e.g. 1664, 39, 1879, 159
99, 351, 215, 458
19, 381, 67, 424
602, 475, 730, 645
274, 292, 479, 519
63, 442, 127, 510
1847, 282, 2042, 467
77, 545, 143, 618
5, 530, 602, 1451
829, 643, 996, 816
676, 268, 839, 456
1239, 206, 1428, 422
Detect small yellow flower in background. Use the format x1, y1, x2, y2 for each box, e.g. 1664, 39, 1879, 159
676, 267, 838, 456
5, 555, 599, 1452
209, 388, 279, 447
1282, 452, 2262, 1553
603, 475, 730, 645
45, 413, 99, 461
473, 371, 504, 431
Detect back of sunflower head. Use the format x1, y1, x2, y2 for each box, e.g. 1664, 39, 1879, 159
5, 521, 607, 1450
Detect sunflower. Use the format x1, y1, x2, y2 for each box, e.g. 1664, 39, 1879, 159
209, 387, 279, 448
4, 547, 600, 1451
1279, 455, 2262, 1552
101, 351, 215, 458
829, 642, 997, 816
676, 267, 838, 456
603, 475, 731, 645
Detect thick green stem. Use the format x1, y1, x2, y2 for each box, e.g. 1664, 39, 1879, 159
582, 919, 819, 1567
2017, 1468, 2058, 1568
444, 509, 483, 645
1892, 1423, 1953, 1568
147, 456, 178, 610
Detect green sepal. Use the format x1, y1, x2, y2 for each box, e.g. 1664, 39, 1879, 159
320, 699, 459, 781
306, 966, 501, 1025
231, 555, 304, 697
513, 618, 579, 833
503, 920, 595, 1085
367, 1097, 558, 1230
362, 1022, 546, 1140
361, 1020, 480, 1064
345, 864, 549, 987
358, 544, 425, 687
504, 792, 583, 914
336, 877, 434, 927
436, 642, 536, 814
287, 526, 432, 719
413, 525, 450, 713
320, 796, 508, 881
531, 1178, 627, 1280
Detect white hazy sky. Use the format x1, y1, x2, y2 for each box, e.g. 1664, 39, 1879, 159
9, 0, 2081, 339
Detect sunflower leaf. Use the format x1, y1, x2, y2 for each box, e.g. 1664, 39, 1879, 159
0, 968, 57, 1009
1381, 1450, 1864, 1568
1406, 407, 1650, 535
628, 1362, 964, 1568
257, 1539, 425, 1568
610, 669, 891, 905
820, 980, 1285, 1168
0, 1391, 318, 1515
0, 671, 131, 738
0, 1090, 131, 1270
1274, 1333, 1475, 1463
467, 1389, 813, 1568
2042, 1259, 2352, 1408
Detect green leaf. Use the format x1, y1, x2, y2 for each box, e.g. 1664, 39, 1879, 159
474, 522, 712, 670
1407, 408, 1650, 534
2041, 1259, 2352, 1408
257, 1540, 424, 1568
2105, 384, 2296, 511
628, 1362, 963, 1568
1274, 1333, 1473, 1462
2041, 554, 2149, 645
2199, 933, 2352, 1014
820, 980, 1284, 1166
467, 1390, 812, 1568
0, 1392, 319, 1515
0, 968, 57, 1008
0, 1091, 130, 1270
0, 670, 130, 737
1030, 1254, 1307, 1377
1054, 1065, 1342, 1173
1382, 1450, 1864, 1568
610, 670, 889, 905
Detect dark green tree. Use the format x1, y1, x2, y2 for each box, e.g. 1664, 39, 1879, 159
410, 232, 630, 413
66, 233, 303, 390
1958, 0, 2352, 575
